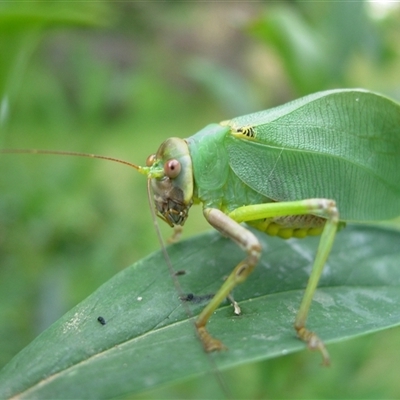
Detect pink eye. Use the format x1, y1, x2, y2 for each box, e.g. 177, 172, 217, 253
146, 154, 156, 167
164, 159, 181, 178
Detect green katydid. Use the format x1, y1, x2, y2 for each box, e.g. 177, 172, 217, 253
2, 88, 400, 365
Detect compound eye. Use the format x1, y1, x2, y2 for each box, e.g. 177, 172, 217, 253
164, 159, 181, 178
146, 154, 156, 167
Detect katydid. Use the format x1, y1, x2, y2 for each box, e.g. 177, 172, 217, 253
2, 88, 400, 365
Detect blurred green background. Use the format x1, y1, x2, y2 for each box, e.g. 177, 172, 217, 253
1, 1, 400, 398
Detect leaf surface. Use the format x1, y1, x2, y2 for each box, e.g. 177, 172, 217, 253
1, 225, 400, 399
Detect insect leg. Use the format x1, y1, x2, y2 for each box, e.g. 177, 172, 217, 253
229, 198, 339, 365
168, 226, 183, 243
293, 201, 338, 366
195, 207, 261, 352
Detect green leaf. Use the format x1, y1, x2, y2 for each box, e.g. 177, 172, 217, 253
1, 224, 400, 399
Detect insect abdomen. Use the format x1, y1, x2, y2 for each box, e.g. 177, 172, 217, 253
247, 215, 328, 239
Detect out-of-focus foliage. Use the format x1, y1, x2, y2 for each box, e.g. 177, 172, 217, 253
1, 1, 400, 399
248, 2, 389, 94
0, 1, 111, 129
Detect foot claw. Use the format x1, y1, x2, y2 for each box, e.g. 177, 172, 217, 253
196, 326, 227, 352
296, 326, 330, 366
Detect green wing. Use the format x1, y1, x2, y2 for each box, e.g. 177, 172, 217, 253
225, 89, 400, 222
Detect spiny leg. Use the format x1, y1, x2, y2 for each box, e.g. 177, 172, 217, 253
293, 201, 338, 366
229, 198, 339, 365
195, 207, 261, 352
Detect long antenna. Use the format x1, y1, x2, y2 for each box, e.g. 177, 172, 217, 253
3, 146, 231, 397
0, 149, 143, 171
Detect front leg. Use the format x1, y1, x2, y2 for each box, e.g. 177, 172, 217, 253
195, 207, 261, 352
